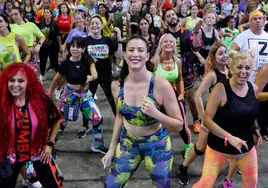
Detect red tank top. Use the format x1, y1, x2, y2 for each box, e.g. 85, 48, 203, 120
57, 15, 72, 33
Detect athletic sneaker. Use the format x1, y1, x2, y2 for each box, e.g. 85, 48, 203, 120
184, 143, 193, 158
94, 94, 98, 100
39, 75, 46, 83
91, 145, 108, 154
22, 179, 42, 188
193, 120, 201, 133
178, 164, 189, 185
263, 135, 268, 141
237, 169, 242, 175
223, 178, 233, 188
77, 126, 90, 138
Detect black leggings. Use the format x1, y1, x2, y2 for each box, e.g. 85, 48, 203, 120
83, 77, 116, 127
39, 45, 59, 76
0, 160, 63, 188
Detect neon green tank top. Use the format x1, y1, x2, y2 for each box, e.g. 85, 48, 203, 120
0, 32, 22, 67
185, 16, 201, 31
154, 56, 179, 82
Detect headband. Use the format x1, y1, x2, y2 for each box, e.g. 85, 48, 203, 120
250, 11, 264, 20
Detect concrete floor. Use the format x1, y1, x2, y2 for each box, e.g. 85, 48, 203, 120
16, 71, 268, 188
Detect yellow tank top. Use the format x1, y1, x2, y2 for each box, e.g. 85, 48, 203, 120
0, 32, 22, 67
185, 16, 201, 31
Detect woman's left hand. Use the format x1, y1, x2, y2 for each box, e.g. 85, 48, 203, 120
86, 75, 94, 83
40, 145, 52, 164
141, 95, 158, 118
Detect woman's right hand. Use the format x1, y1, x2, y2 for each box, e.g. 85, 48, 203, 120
101, 149, 115, 169
228, 135, 248, 153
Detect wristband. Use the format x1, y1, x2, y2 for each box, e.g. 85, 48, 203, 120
47, 141, 55, 147
224, 132, 230, 146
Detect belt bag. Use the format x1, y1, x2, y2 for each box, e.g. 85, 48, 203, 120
63, 103, 80, 121
0, 155, 13, 179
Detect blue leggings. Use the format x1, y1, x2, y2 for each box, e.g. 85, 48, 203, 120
105, 126, 173, 188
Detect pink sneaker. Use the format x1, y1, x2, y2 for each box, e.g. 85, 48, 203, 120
223, 178, 233, 188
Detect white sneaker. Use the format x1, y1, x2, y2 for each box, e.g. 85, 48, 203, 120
39, 75, 46, 82
94, 94, 98, 100
22, 179, 42, 188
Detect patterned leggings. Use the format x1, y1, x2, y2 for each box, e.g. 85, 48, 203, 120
193, 146, 258, 188
55, 85, 104, 147
105, 126, 173, 188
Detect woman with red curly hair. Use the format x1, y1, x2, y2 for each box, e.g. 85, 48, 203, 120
0, 63, 64, 188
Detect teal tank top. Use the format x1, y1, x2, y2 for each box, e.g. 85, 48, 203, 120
154, 56, 179, 82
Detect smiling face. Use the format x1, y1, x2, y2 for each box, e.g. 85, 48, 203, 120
90, 17, 103, 34
215, 46, 228, 65
75, 14, 84, 27
124, 38, 150, 71
191, 6, 198, 16
8, 71, 27, 98
160, 35, 175, 53
149, 4, 157, 15
145, 14, 152, 24
44, 9, 52, 19
70, 43, 85, 59
98, 5, 106, 15
230, 58, 252, 85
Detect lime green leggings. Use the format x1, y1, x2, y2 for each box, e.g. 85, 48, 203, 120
193, 146, 258, 188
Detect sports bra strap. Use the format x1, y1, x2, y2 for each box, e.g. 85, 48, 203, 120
148, 74, 155, 94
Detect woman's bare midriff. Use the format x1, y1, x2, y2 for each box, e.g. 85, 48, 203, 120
123, 119, 162, 136
68, 83, 85, 90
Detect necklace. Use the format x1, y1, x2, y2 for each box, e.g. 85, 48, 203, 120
70, 57, 81, 69
73, 61, 80, 69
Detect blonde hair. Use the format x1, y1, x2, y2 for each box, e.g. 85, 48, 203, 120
155, 33, 178, 58
228, 50, 254, 69
205, 41, 226, 74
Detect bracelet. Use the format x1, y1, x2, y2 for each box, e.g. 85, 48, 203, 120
224, 132, 230, 146
180, 90, 185, 94
46, 141, 55, 147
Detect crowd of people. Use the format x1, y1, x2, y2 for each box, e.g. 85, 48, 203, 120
0, 0, 268, 187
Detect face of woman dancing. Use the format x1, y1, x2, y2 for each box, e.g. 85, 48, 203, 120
60, 5, 68, 14
149, 4, 157, 15
144, 14, 152, 24
181, 4, 187, 14
124, 39, 150, 71
131, 5, 139, 15
161, 35, 174, 53
227, 18, 236, 29
75, 14, 84, 28
0, 16, 8, 32
191, 6, 198, 16
8, 71, 28, 98
231, 59, 252, 85
139, 19, 149, 32
25, 0, 31, 6
209, 4, 216, 13
44, 9, 52, 20
70, 43, 85, 59
5, 2, 13, 11
215, 46, 228, 65
205, 13, 216, 25
90, 17, 103, 34
11, 9, 22, 24
98, 5, 106, 15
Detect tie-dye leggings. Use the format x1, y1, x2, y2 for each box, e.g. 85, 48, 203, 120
55, 85, 104, 147
193, 146, 258, 188
105, 126, 173, 188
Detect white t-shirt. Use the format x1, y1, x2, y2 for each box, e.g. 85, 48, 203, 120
234, 29, 268, 83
